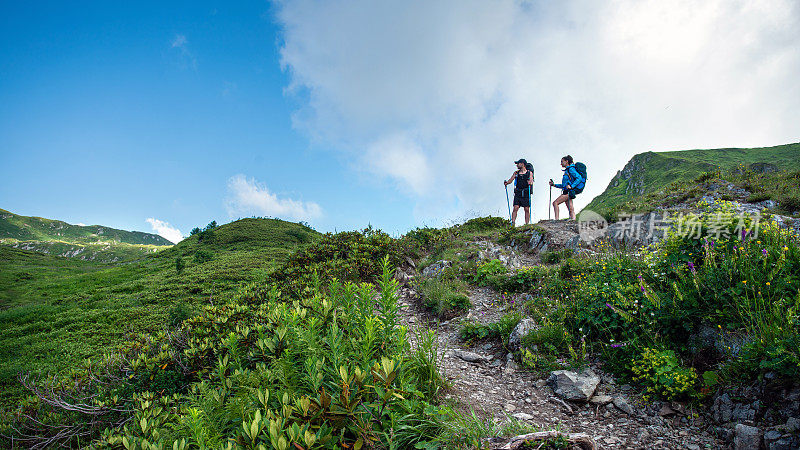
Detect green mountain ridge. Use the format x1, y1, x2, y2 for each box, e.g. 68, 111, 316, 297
0, 208, 174, 262
583, 142, 800, 220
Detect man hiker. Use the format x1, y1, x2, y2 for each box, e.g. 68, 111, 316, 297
549, 155, 584, 220
504, 159, 534, 226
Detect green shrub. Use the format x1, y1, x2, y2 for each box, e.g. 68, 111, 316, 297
458, 312, 522, 347
416, 277, 471, 318
540, 249, 573, 265
193, 249, 213, 264
472, 259, 507, 285
267, 227, 403, 300
631, 347, 698, 401
459, 216, 509, 233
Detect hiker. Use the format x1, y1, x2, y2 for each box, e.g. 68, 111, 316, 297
549, 155, 584, 220
504, 159, 534, 226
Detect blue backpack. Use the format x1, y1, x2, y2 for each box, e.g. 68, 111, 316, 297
568, 162, 587, 193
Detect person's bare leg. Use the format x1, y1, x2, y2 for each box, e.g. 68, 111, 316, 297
511, 205, 520, 226
524, 207, 531, 224
567, 198, 576, 220
552, 194, 569, 220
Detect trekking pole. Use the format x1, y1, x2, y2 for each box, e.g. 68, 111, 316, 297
505, 184, 512, 224
548, 185, 552, 220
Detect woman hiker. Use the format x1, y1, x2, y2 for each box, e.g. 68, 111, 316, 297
549, 155, 584, 220
504, 158, 534, 226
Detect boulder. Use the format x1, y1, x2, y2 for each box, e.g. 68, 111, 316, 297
547, 369, 600, 402
453, 349, 487, 364
508, 318, 537, 351
422, 260, 451, 278
613, 396, 635, 415
734, 424, 760, 450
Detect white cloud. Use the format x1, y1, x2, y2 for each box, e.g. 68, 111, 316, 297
275, 0, 800, 225
225, 174, 322, 221
169, 33, 197, 69
171, 34, 187, 48
146, 218, 184, 244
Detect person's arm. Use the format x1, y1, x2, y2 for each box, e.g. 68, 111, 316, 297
528, 172, 534, 187
504, 171, 518, 186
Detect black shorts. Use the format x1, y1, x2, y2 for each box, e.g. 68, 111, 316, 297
513, 189, 531, 207
562, 189, 576, 200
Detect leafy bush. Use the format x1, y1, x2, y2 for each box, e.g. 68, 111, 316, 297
458, 216, 509, 233
416, 277, 471, 318
267, 227, 403, 300
485, 266, 548, 293
540, 249, 573, 265
631, 347, 698, 400
194, 249, 213, 264
458, 312, 522, 347
472, 259, 507, 284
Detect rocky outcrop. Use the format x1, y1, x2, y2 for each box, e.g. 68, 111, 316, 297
548, 369, 600, 402
507, 318, 537, 351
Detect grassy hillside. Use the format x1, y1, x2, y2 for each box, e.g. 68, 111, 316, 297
584, 142, 800, 220
0, 208, 173, 262
0, 217, 319, 404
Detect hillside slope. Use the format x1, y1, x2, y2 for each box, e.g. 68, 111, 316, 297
0, 208, 173, 261
0, 217, 319, 404
583, 142, 800, 220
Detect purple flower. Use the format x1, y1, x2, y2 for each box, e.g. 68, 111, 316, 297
687, 262, 695, 273
762, 248, 768, 256
611, 343, 623, 348
640, 285, 646, 293
637, 274, 643, 281
741, 228, 747, 241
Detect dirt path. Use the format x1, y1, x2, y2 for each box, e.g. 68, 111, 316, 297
397, 284, 724, 450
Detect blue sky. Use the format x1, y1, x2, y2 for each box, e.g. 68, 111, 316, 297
2, 1, 799, 243
0, 1, 412, 240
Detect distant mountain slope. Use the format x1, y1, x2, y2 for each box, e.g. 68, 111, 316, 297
0, 208, 173, 261
0, 217, 320, 403
583, 142, 800, 220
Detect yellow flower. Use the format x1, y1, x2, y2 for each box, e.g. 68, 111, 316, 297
766, 282, 770, 286
742, 280, 747, 284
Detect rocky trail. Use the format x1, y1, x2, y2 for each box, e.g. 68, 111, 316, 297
396, 283, 724, 449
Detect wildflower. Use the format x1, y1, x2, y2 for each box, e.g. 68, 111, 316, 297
742, 280, 747, 284
766, 282, 770, 286
687, 262, 695, 273
762, 248, 768, 256
717, 324, 722, 329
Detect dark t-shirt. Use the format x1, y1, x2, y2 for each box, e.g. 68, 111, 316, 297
515, 170, 532, 192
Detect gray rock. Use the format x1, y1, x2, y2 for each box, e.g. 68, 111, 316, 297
508, 318, 537, 351
767, 438, 797, 450
422, 260, 451, 277
547, 369, 600, 402
757, 199, 778, 209
453, 349, 486, 363
713, 393, 733, 423
734, 424, 760, 450
589, 395, 613, 405
786, 417, 800, 432
763, 430, 784, 449
613, 396, 635, 415
512, 412, 533, 421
